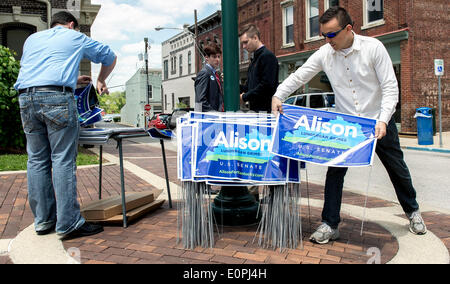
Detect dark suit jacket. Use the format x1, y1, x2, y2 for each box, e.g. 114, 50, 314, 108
241, 46, 279, 112
194, 65, 224, 112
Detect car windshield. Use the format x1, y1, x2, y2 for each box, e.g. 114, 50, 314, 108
159, 114, 169, 120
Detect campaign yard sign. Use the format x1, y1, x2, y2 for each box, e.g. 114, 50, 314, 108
194, 121, 291, 183
271, 104, 377, 167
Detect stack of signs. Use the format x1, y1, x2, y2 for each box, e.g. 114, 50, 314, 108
176, 106, 377, 250
176, 112, 301, 186
74, 83, 103, 127
270, 104, 378, 167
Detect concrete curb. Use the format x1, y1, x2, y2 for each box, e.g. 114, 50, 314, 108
402, 146, 450, 154
8, 225, 79, 264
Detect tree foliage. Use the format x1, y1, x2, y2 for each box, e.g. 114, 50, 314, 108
0, 45, 25, 153
98, 91, 126, 114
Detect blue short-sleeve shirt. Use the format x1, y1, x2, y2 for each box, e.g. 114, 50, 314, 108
14, 26, 116, 91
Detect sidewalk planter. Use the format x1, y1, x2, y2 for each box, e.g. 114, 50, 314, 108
414, 107, 434, 145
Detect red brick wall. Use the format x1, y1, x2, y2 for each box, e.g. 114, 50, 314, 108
407, 0, 450, 132
196, 27, 223, 73
248, 0, 449, 132
238, 0, 275, 53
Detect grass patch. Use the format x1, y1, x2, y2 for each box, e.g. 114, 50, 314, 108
0, 147, 100, 171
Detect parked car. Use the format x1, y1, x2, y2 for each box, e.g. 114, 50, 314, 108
102, 115, 113, 122
148, 113, 171, 129
168, 108, 194, 130
284, 92, 335, 112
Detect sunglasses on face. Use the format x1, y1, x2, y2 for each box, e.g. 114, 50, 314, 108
321, 25, 347, 38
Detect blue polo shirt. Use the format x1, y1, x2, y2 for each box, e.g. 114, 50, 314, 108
14, 26, 116, 91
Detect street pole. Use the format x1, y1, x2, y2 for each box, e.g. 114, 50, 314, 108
438, 75, 443, 147
221, 0, 240, 111
144, 37, 150, 130
211, 0, 261, 226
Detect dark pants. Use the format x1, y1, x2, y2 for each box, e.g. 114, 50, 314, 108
322, 118, 419, 229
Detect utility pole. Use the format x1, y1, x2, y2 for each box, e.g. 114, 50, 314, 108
194, 9, 199, 73
144, 37, 150, 130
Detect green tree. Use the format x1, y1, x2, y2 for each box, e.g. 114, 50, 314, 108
0, 46, 25, 153
98, 91, 126, 114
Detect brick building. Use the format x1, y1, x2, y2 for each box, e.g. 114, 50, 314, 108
191, 10, 223, 75
238, 0, 449, 133
0, 0, 101, 77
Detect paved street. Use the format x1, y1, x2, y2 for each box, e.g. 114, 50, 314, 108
306, 149, 450, 213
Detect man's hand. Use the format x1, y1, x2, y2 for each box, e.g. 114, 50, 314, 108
272, 96, 283, 115
97, 80, 109, 95
375, 121, 387, 140
240, 93, 245, 104
77, 75, 91, 85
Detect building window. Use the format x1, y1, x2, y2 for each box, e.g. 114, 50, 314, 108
179, 54, 183, 76
188, 51, 192, 74
172, 93, 175, 110
325, 0, 339, 10
164, 94, 167, 111
1, 23, 36, 60
163, 60, 168, 80
363, 0, 384, 28
147, 85, 153, 101
306, 0, 320, 40
282, 5, 294, 46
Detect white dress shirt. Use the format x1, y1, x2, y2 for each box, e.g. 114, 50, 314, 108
274, 33, 399, 124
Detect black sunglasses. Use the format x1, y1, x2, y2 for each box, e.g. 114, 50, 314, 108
321, 25, 347, 38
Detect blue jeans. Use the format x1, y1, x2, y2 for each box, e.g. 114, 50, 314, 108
19, 91, 85, 235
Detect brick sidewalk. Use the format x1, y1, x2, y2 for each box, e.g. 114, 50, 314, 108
1, 141, 449, 264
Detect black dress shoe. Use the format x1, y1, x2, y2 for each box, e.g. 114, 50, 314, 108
36, 225, 56, 235
62, 222, 103, 240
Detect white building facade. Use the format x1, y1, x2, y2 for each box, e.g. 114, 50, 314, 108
121, 68, 162, 128
161, 30, 196, 113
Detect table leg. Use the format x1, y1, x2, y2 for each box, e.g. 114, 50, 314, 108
118, 139, 128, 227
99, 145, 103, 200
160, 139, 172, 208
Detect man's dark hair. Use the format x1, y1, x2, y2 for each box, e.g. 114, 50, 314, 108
319, 7, 353, 28
239, 24, 260, 39
51, 11, 79, 29
203, 43, 222, 57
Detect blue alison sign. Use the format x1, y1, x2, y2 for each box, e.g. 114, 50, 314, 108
193, 121, 298, 183
271, 104, 377, 167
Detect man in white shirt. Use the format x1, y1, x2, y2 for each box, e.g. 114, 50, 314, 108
272, 7, 427, 244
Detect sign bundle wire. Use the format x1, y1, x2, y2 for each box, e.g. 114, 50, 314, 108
255, 184, 302, 251
177, 181, 215, 249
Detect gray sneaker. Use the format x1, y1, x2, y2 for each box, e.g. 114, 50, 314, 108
407, 210, 427, 235
309, 223, 340, 244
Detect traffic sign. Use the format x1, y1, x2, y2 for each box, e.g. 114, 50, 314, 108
144, 111, 150, 117
435, 59, 444, 76
144, 104, 151, 111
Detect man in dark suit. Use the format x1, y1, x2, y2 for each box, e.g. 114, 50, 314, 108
239, 24, 279, 113
194, 43, 224, 112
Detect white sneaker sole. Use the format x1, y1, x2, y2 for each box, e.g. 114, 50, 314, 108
309, 233, 340, 244
409, 226, 427, 235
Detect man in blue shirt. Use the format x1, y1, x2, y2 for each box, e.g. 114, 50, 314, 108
15, 11, 116, 239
